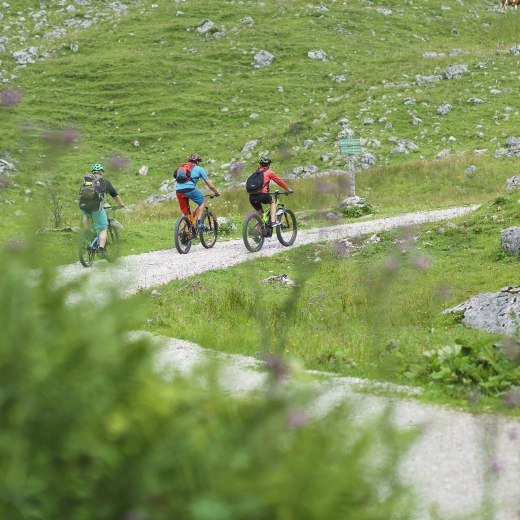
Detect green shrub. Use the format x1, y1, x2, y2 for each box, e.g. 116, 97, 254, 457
0, 240, 416, 519
408, 339, 520, 397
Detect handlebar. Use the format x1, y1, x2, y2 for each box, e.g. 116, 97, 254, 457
273, 190, 294, 196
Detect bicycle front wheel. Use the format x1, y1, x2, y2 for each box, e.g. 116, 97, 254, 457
276, 208, 297, 246
105, 223, 120, 263
78, 231, 95, 268
174, 215, 193, 254
242, 213, 264, 252
200, 211, 218, 249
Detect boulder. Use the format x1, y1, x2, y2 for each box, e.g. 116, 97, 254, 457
253, 50, 274, 68
501, 227, 520, 255
443, 287, 520, 336
261, 274, 297, 287
506, 175, 520, 192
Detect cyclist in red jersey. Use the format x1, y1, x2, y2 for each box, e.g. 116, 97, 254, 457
248, 157, 293, 227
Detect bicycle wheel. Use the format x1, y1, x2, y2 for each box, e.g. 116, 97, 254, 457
105, 223, 120, 263
78, 231, 95, 268
242, 213, 265, 252
199, 211, 218, 249
276, 208, 297, 246
174, 215, 193, 254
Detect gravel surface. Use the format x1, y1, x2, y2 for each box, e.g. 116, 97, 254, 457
61, 205, 479, 295
62, 205, 520, 518
153, 334, 520, 520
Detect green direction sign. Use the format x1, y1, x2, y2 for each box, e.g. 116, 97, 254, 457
338, 138, 362, 155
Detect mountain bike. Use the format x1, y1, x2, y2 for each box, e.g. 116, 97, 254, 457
174, 194, 219, 254
242, 190, 297, 252
78, 206, 121, 267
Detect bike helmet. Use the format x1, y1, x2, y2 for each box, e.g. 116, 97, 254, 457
90, 163, 105, 172
259, 156, 272, 167
188, 153, 202, 163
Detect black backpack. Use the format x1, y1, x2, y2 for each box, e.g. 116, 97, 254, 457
174, 162, 195, 184
78, 173, 104, 212
245, 168, 265, 194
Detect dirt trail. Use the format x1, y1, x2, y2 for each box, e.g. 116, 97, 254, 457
62, 204, 520, 518
61, 205, 479, 295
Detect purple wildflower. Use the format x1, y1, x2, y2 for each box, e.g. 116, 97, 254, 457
0, 90, 22, 106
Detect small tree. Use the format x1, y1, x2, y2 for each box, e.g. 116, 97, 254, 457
48, 186, 63, 228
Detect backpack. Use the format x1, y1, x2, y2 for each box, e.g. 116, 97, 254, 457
245, 168, 265, 194
174, 162, 195, 184
78, 173, 104, 212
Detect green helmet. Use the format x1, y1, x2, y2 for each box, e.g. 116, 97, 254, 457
90, 163, 105, 172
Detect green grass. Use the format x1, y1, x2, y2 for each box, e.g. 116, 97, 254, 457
1, 0, 519, 223
139, 194, 520, 411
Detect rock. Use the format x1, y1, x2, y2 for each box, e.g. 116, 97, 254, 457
465, 165, 477, 173
501, 227, 520, 255
143, 193, 177, 204
159, 179, 176, 193
242, 139, 259, 153
132, 140, 140, 148
437, 103, 453, 116
443, 287, 520, 336
307, 49, 327, 61
415, 74, 443, 86
468, 97, 484, 104
509, 45, 520, 56
444, 64, 468, 79
216, 216, 237, 233
261, 274, 297, 287
253, 50, 274, 68
506, 175, 520, 192
435, 149, 451, 159
138, 165, 148, 176
196, 19, 216, 35
339, 196, 366, 209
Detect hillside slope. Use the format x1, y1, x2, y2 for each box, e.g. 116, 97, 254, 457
0, 0, 518, 234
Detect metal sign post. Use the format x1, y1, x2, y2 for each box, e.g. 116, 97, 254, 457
338, 138, 362, 197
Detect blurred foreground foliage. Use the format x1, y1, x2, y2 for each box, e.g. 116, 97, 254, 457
0, 240, 415, 520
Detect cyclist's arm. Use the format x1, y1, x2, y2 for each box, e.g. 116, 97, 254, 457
267, 171, 289, 191
113, 194, 125, 208
204, 178, 220, 196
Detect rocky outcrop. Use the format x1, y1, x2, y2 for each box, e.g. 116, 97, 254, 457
502, 227, 520, 255
443, 287, 520, 336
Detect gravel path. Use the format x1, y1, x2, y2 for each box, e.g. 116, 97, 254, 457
62, 205, 520, 518
61, 205, 479, 295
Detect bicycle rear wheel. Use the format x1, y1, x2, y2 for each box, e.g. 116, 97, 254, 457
276, 208, 297, 246
174, 215, 193, 254
105, 223, 120, 263
242, 213, 265, 252
78, 231, 95, 268
199, 211, 218, 249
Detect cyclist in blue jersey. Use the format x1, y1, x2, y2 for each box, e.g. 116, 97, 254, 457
175, 154, 220, 228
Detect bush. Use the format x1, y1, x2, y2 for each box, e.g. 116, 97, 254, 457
408, 339, 520, 396
0, 241, 415, 520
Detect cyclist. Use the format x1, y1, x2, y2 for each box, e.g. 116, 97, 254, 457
175, 153, 220, 229
78, 163, 125, 257
248, 157, 292, 227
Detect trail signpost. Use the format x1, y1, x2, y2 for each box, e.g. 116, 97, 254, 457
338, 138, 362, 197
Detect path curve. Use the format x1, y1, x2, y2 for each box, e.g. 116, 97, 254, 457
61, 205, 479, 295
63, 205, 520, 518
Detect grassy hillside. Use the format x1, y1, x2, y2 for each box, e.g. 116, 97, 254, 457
0, 0, 519, 242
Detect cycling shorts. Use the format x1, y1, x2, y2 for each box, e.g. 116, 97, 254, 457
249, 193, 272, 211
177, 187, 204, 207
81, 208, 108, 232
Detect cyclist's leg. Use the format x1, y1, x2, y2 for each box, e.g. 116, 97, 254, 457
186, 188, 206, 225
176, 193, 190, 216
91, 209, 109, 247
249, 194, 265, 219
